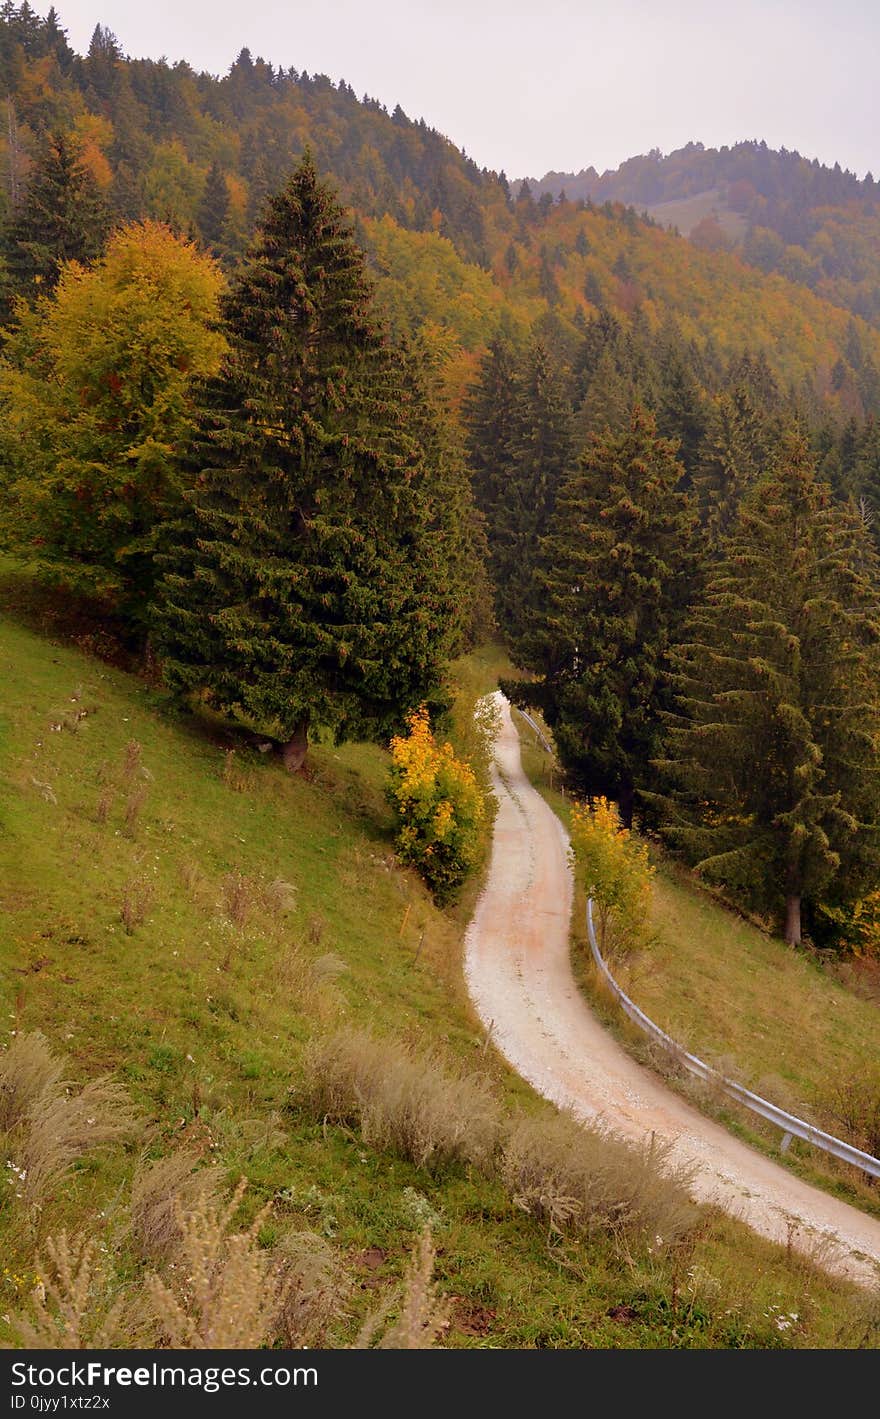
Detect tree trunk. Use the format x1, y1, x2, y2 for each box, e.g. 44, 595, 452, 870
784, 893, 801, 947
280, 718, 309, 774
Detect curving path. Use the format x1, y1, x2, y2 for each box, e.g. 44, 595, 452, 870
464, 693, 880, 1286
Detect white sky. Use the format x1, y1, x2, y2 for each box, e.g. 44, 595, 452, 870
28, 1, 880, 180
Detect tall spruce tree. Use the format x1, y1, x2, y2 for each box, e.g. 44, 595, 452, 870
658, 436, 880, 944
692, 386, 774, 547
0, 131, 107, 320
153, 155, 462, 769
653, 320, 708, 480
463, 332, 519, 594
506, 407, 696, 825
493, 338, 573, 642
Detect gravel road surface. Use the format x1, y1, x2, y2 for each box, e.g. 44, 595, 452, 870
464, 693, 880, 1286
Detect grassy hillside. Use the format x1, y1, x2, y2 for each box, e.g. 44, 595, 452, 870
513, 721, 880, 1213
1, 596, 877, 1348
645, 189, 748, 243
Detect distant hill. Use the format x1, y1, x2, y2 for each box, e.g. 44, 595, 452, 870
525, 142, 880, 327
2, 7, 880, 420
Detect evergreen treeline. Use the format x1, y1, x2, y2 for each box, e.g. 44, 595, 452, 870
465, 312, 880, 949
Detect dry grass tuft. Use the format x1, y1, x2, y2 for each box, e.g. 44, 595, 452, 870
221, 871, 256, 930
0, 1032, 64, 1132
20, 1076, 139, 1206
500, 1110, 697, 1248
95, 784, 115, 825
179, 857, 206, 902
145, 1179, 285, 1348
2, 1034, 136, 1209
124, 784, 148, 836
274, 1227, 352, 1346
7, 1232, 127, 1348
298, 1029, 502, 1173
354, 1230, 448, 1349
121, 874, 154, 933
221, 749, 251, 793
130, 1150, 225, 1263
122, 739, 143, 785
311, 952, 349, 982
263, 877, 298, 915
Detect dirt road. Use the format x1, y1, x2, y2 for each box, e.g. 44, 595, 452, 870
464, 693, 880, 1286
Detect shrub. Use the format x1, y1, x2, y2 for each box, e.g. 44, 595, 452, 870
387, 706, 484, 904
297, 1029, 502, 1172
828, 1073, 880, 1157
570, 795, 654, 955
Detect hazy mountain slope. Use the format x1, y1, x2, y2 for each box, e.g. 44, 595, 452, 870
528, 142, 880, 328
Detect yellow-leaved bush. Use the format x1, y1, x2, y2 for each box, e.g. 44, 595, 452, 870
570, 796, 654, 956
387, 707, 484, 904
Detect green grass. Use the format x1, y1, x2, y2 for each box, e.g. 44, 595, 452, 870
0, 596, 877, 1348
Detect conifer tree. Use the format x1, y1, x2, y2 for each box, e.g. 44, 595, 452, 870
463, 332, 519, 571
692, 386, 774, 546
575, 347, 639, 441
153, 155, 461, 769
853, 417, 880, 552
196, 160, 230, 254
0, 131, 107, 320
653, 320, 707, 478
658, 437, 880, 944
506, 407, 696, 825
493, 338, 573, 642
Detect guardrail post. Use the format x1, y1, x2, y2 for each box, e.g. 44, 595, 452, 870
780, 1131, 793, 1154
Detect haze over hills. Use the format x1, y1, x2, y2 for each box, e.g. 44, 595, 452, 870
3, 8, 880, 428
526, 141, 880, 328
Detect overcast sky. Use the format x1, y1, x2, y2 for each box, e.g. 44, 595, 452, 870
30, 1, 880, 180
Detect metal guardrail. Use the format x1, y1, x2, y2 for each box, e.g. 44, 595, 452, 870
586, 898, 880, 1181
513, 706, 554, 756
